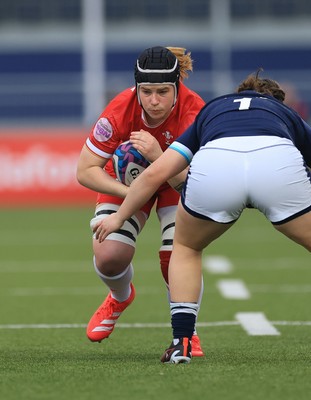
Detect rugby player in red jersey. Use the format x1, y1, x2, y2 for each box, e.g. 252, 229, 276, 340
77, 46, 205, 356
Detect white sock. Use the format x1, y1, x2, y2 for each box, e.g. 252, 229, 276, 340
93, 257, 134, 302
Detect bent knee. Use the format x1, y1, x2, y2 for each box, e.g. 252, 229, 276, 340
94, 243, 135, 276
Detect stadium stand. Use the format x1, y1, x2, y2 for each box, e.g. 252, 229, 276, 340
0, 0, 310, 125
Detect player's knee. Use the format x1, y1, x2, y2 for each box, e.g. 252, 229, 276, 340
94, 247, 133, 276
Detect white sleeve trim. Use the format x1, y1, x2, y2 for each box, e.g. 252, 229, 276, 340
86, 138, 113, 159
169, 142, 193, 164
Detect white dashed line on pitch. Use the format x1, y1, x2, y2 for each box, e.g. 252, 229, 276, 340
235, 312, 281, 336
217, 279, 251, 299
203, 255, 233, 274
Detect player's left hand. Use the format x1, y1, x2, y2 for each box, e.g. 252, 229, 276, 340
93, 213, 124, 243
130, 129, 163, 163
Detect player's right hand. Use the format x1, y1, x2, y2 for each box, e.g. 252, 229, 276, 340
93, 213, 125, 243
130, 129, 163, 163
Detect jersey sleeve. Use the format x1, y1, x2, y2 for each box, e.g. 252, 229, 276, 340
86, 116, 122, 159
169, 141, 193, 164
169, 119, 200, 163
85, 88, 137, 159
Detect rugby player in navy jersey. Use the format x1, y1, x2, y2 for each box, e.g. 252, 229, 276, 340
93, 69, 311, 363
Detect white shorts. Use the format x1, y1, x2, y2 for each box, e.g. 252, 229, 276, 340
182, 136, 311, 224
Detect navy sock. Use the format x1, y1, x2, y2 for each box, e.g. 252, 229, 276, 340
170, 302, 199, 339
172, 312, 196, 339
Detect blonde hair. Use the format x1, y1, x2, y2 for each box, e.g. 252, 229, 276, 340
166, 47, 193, 81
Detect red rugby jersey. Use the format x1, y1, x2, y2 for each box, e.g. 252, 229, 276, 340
85, 82, 205, 206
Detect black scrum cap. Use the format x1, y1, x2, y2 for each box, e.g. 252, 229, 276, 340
135, 46, 180, 105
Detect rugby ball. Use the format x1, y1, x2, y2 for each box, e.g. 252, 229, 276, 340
112, 140, 150, 186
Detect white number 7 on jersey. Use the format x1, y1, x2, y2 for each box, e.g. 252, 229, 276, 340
234, 98, 252, 110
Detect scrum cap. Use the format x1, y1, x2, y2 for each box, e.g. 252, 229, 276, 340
135, 46, 180, 105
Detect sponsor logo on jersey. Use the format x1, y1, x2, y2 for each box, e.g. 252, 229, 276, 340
93, 118, 113, 142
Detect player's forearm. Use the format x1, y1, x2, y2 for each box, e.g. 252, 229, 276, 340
117, 148, 188, 220
117, 171, 164, 222
77, 168, 128, 198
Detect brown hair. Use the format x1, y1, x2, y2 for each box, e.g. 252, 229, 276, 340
166, 47, 193, 81
236, 68, 285, 102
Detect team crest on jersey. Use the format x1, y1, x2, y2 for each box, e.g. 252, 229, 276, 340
162, 131, 173, 146
93, 118, 113, 142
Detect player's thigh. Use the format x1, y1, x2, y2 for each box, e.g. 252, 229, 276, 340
90, 203, 147, 246
273, 210, 311, 251
91, 203, 147, 271
174, 202, 234, 251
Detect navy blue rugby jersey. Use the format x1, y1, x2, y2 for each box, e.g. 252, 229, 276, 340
170, 90, 311, 166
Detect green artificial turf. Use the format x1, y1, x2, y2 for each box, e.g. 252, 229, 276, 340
0, 207, 310, 400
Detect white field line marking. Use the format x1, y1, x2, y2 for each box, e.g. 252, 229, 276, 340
0, 322, 235, 330
1, 235, 86, 246
0, 260, 156, 273
0, 321, 310, 330
235, 312, 280, 336
0, 260, 91, 273
203, 255, 233, 274
248, 284, 311, 293
6, 287, 107, 296
1, 257, 308, 274
217, 279, 251, 299
2, 287, 163, 296
4, 284, 311, 297
233, 258, 310, 270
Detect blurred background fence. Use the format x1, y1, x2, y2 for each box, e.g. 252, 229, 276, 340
0, 0, 310, 206
0, 0, 310, 126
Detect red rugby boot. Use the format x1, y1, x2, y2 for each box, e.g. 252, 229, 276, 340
87, 283, 135, 342
191, 334, 205, 357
